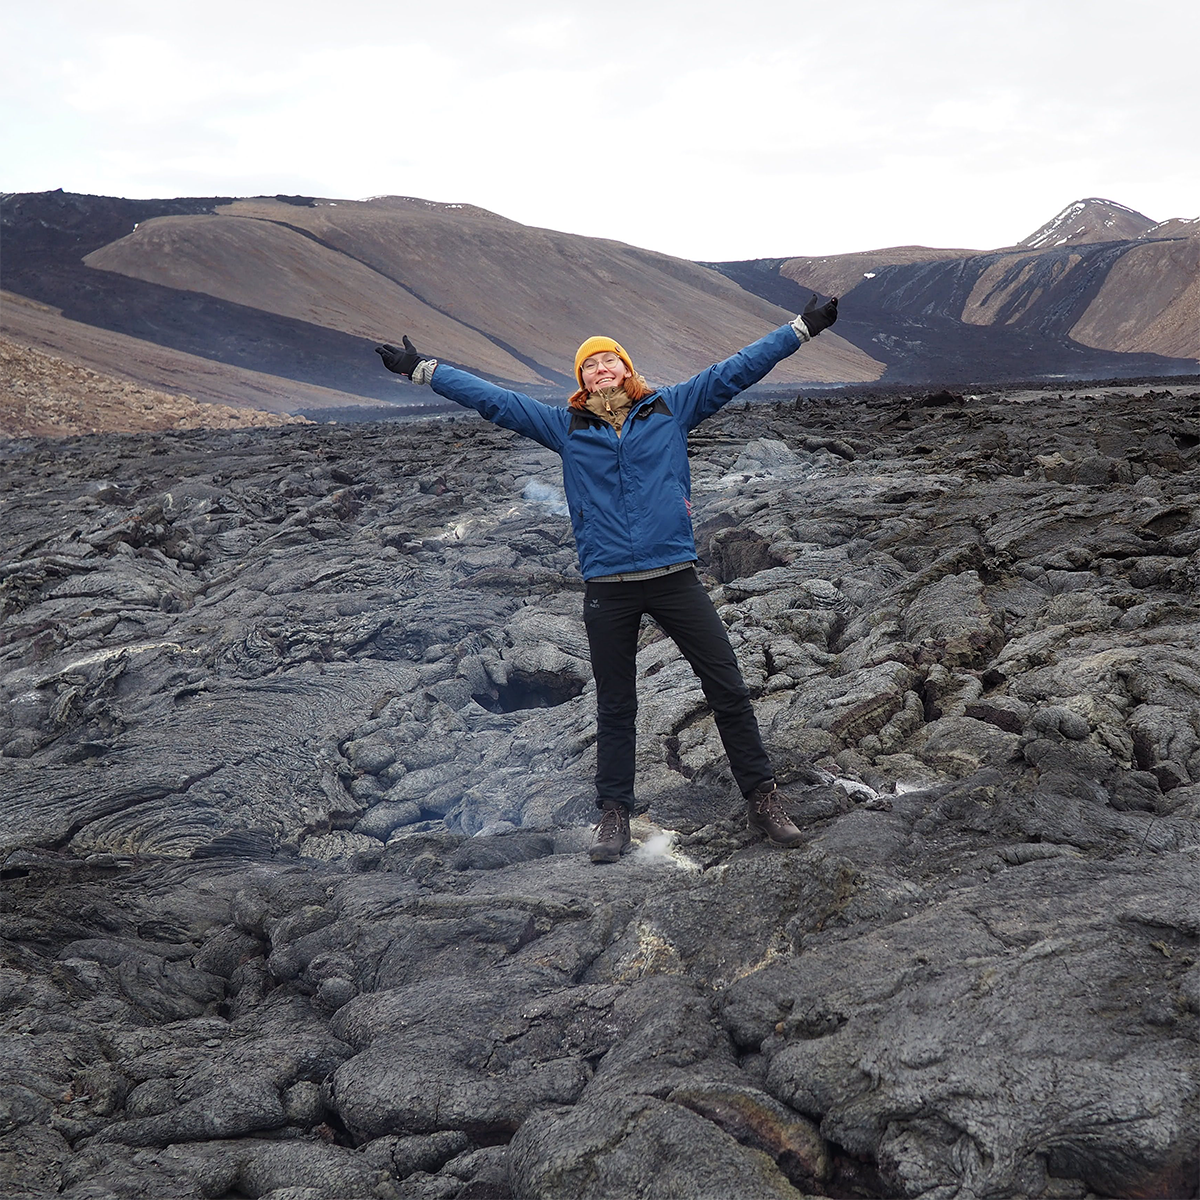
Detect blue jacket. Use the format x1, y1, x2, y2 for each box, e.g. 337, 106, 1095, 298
430, 323, 804, 580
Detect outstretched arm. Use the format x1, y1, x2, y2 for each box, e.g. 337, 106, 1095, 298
375, 336, 567, 452
665, 296, 839, 430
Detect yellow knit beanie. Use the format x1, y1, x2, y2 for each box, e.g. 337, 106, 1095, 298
573, 336, 635, 389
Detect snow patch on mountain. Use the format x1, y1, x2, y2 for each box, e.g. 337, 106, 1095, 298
1020, 198, 1155, 249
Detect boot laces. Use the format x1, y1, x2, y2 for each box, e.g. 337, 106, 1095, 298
755, 786, 786, 821
595, 807, 625, 839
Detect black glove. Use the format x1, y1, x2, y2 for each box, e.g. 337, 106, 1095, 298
375, 335, 426, 378
801, 295, 839, 337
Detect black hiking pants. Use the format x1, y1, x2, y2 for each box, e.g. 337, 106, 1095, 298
582, 567, 773, 810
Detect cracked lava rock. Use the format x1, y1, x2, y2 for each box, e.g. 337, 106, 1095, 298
1, 382, 1198, 1199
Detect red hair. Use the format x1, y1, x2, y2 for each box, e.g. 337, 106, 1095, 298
568, 372, 655, 410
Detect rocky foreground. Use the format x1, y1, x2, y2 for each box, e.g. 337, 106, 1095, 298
1, 382, 1197, 1200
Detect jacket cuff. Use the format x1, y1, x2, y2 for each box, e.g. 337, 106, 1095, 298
412, 359, 438, 385
789, 317, 812, 344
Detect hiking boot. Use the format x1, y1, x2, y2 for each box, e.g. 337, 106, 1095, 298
590, 801, 632, 863
747, 782, 803, 847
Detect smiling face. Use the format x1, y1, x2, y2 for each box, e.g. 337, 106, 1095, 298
580, 351, 630, 394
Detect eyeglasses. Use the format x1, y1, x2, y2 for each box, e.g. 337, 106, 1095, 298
582, 353, 624, 372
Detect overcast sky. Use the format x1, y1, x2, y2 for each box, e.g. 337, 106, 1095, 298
3, 0, 1197, 261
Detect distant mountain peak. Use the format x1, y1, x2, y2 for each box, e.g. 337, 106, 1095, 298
1019, 198, 1156, 249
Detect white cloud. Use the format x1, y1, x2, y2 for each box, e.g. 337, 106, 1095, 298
2, 0, 1198, 258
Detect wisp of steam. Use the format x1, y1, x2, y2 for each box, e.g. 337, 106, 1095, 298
523, 479, 569, 515
631, 828, 701, 873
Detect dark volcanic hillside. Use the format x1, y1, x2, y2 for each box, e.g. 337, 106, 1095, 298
82, 196, 877, 387
0, 190, 880, 417
1, 192, 407, 408
5, 190, 1196, 426
712, 198, 1200, 385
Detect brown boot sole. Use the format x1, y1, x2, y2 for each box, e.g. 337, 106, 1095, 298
589, 840, 631, 864
749, 824, 803, 848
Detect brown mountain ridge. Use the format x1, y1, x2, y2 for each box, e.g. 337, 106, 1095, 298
1, 190, 879, 425
81, 195, 881, 387
1, 190, 1196, 426
712, 198, 1199, 382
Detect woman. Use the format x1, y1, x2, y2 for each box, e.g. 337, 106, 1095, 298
376, 295, 839, 862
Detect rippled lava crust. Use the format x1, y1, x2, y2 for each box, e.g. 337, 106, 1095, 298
1, 383, 1197, 1199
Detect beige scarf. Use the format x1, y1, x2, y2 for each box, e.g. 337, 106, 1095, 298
583, 385, 637, 433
